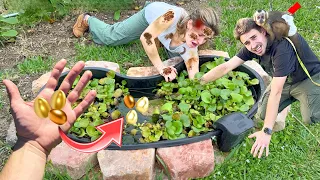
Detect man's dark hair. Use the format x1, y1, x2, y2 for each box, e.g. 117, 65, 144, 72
234, 18, 262, 40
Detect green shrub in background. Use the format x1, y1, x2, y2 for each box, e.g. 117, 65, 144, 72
0, 16, 18, 45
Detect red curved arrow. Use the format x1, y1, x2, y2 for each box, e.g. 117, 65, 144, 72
59, 117, 124, 153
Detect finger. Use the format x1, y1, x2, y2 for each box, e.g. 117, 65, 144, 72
253, 144, 261, 157
251, 142, 258, 154
59, 61, 85, 94
164, 75, 169, 82
266, 145, 269, 157
73, 90, 96, 120
3, 80, 24, 105
45, 59, 67, 91
67, 70, 92, 104
248, 133, 256, 138
258, 145, 265, 158
171, 67, 178, 74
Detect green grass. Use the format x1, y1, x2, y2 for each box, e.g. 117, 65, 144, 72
74, 40, 167, 74
17, 56, 54, 74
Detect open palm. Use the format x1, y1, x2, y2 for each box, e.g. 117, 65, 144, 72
3, 59, 96, 152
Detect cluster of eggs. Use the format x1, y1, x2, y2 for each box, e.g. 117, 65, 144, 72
34, 90, 67, 125
124, 95, 149, 125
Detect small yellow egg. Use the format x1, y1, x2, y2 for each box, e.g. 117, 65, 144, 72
126, 110, 138, 125
135, 97, 149, 113
49, 109, 67, 125
124, 95, 135, 109
34, 97, 50, 118
50, 90, 66, 110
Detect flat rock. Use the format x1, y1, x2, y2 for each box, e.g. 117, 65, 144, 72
156, 139, 214, 180
126, 57, 183, 77
244, 60, 271, 87
84, 61, 120, 73
5, 121, 17, 147
98, 149, 155, 180
47, 142, 98, 180
31, 67, 69, 95
199, 49, 230, 58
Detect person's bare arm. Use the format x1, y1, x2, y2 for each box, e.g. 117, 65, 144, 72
140, 10, 176, 80
262, 76, 287, 130
249, 76, 287, 158
201, 56, 245, 83
0, 140, 47, 180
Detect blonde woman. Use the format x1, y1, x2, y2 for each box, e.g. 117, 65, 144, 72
73, 2, 219, 82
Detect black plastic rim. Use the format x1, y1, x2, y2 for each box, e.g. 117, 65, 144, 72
39, 55, 265, 150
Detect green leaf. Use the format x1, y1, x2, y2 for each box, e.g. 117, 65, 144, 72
205, 62, 216, 70
1, 30, 18, 37
0, 17, 19, 24
244, 96, 255, 106
172, 121, 183, 134
162, 114, 172, 121
247, 78, 259, 85
90, 79, 99, 87
240, 104, 250, 112
86, 126, 99, 137
142, 129, 151, 138
78, 119, 89, 128
220, 89, 231, 100
237, 72, 250, 80
194, 72, 204, 79
178, 87, 187, 94
114, 10, 121, 21
74, 122, 81, 128
210, 88, 221, 96
78, 128, 86, 137
180, 114, 190, 127
230, 92, 243, 103
201, 90, 212, 103
178, 102, 190, 113
167, 127, 175, 135
208, 104, 217, 112
161, 102, 174, 113
232, 78, 245, 86
93, 119, 104, 126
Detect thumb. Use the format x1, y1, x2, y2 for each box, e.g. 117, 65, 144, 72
3, 80, 24, 105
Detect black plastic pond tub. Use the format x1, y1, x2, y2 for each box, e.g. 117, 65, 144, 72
51, 55, 265, 150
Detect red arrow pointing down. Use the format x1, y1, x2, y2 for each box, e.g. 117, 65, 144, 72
59, 117, 124, 153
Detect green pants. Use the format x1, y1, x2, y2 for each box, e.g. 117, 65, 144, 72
87, 8, 149, 46
256, 72, 320, 124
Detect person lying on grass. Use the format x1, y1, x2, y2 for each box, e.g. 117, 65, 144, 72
73, 1, 219, 82
200, 17, 320, 158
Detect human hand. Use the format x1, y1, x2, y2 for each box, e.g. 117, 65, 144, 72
3, 59, 96, 154
248, 130, 271, 158
160, 66, 178, 82
282, 14, 297, 36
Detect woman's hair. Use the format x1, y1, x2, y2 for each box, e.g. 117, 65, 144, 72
176, 8, 220, 37
234, 18, 262, 40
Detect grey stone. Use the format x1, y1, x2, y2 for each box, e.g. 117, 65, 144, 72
5, 121, 17, 147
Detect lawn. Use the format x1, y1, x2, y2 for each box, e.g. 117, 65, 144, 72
1, 0, 320, 179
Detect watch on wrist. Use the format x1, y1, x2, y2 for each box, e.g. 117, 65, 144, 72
263, 127, 272, 135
